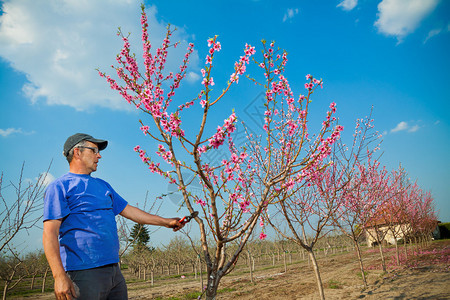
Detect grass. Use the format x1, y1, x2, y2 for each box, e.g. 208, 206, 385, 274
356, 271, 368, 279
327, 279, 343, 289
218, 287, 236, 293
153, 287, 235, 300
183, 291, 202, 299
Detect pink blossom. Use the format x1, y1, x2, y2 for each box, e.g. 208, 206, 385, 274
305, 83, 314, 90
259, 232, 267, 240
240, 55, 249, 64
140, 125, 150, 134
197, 145, 207, 154
214, 42, 221, 51
329, 102, 336, 113
239, 200, 250, 212
230, 73, 238, 83
245, 43, 256, 55
196, 199, 207, 207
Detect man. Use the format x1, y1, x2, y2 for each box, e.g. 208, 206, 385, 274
43, 133, 184, 300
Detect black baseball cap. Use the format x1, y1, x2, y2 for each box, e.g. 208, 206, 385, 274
63, 133, 108, 157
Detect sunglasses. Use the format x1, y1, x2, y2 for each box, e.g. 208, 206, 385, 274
77, 146, 100, 154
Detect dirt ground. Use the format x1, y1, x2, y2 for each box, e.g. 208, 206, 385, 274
15, 240, 450, 299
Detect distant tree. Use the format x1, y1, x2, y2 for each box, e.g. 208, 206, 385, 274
0, 163, 50, 253
0, 250, 25, 300
129, 223, 151, 250
23, 250, 47, 290
0, 163, 51, 299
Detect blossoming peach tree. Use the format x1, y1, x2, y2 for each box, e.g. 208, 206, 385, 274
99, 5, 343, 299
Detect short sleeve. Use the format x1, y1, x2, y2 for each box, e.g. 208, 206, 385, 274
103, 181, 128, 215
112, 191, 128, 215
43, 181, 70, 221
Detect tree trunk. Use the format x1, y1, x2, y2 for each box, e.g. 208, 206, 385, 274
403, 239, 408, 261
205, 271, 220, 300
3, 283, 8, 300
198, 255, 203, 292
247, 250, 253, 283
353, 240, 368, 288
377, 242, 387, 272
30, 274, 36, 290
42, 267, 49, 293
151, 270, 154, 286
308, 249, 325, 300
394, 240, 400, 265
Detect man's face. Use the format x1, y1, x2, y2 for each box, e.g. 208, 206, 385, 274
77, 141, 102, 174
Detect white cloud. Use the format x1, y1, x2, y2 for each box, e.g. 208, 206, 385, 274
390, 121, 421, 133
374, 0, 439, 43
337, 0, 358, 11
0, 128, 22, 137
424, 23, 450, 43
408, 124, 420, 132
185, 71, 200, 84
0, 0, 199, 111
0, 128, 34, 137
391, 121, 409, 133
424, 28, 443, 43
283, 8, 299, 22
38, 172, 56, 187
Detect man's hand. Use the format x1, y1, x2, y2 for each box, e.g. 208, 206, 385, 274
54, 273, 78, 300
168, 218, 184, 231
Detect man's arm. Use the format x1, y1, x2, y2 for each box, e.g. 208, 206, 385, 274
42, 219, 78, 300
119, 204, 184, 231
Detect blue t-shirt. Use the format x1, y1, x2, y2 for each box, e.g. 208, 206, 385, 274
43, 172, 128, 271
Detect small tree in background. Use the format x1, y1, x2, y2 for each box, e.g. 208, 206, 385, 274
0, 163, 50, 253
0, 163, 50, 300
129, 223, 151, 250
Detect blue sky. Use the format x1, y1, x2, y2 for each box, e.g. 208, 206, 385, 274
0, 0, 449, 252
